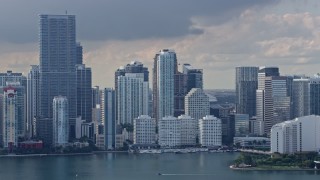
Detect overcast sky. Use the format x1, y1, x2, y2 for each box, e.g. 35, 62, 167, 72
0, 0, 320, 89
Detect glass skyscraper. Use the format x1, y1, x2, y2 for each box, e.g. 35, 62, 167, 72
39, 15, 77, 144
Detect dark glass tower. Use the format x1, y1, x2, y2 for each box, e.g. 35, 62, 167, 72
76, 64, 92, 122
39, 15, 77, 145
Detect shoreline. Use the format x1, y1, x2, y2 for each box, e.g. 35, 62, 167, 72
230, 166, 320, 171
0, 151, 128, 158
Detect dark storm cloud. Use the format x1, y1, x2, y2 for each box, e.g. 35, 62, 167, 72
0, 0, 278, 43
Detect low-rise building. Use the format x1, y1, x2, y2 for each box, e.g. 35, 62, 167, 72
199, 115, 222, 147
271, 115, 320, 154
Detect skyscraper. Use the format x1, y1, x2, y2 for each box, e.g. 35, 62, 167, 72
76, 64, 92, 122
174, 72, 187, 117
101, 88, 116, 150
235, 67, 258, 117
292, 78, 310, 118
153, 49, 177, 122
310, 74, 320, 115
27, 65, 40, 138
76, 42, 83, 64
92, 86, 101, 108
117, 73, 149, 125
39, 15, 77, 144
52, 96, 69, 146
183, 64, 203, 93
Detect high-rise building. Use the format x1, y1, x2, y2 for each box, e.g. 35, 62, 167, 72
271, 115, 320, 154
183, 64, 203, 93
292, 78, 310, 118
198, 115, 222, 147
174, 72, 187, 117
76, 43, 83, 65
185, 88, 210, 122
235, 67, 258, 117
27, 65, 40, 138
158, 116, 181, 148
256, 67, 291, 136
52, 96, 69, 146
39, 15, 77, 144
2, 87, 19, 148
133, 115, 156, 145
101, 88, 116, 150
0, 71, 27, 87
117, 73, 149, 125
92, 86, 101, 108
76, 64, 92, 122
178, 115, 196, 146
310, 74, 320, 115
153, 49, 177, 122
210, 105, 234, 144
233, 114, 250, 137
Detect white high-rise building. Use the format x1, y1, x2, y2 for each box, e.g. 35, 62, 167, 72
271, 115, 320, 154
53, 96, 69, 146
158, 116, 181, 147
199, 115, 222, 147
117, 73, 149, 124
185, 88, 210, 123
133, 115, 156, 144
292, 78, 310, 118
155, 49, 176, 121
178, 115, 196, 146
2, 87, 18, 148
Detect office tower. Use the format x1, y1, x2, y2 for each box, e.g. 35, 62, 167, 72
310, 74, 320, 115
133, 115, 156, 144
2, 87, 19, 148
0, 71, 27, 87
158, 116, 181, 148
185, 88, 210, 122
117, 73, 149, 125
198, 115, 222, 147
178, 115, 196, 146
174, 72, 187, 117
27, 65, 40, 138
92, 86, 101, 108
256, 67, 290, 136
76, 43, 83, 64
153, 49, 177, 122
39, 15, 77, 144
76, 64, 92, 122
210, 105, 234, 144
271, 115, 320, 154
292, 78, 310, 118
115, 61, 149, 123
183, 64, 203, 93
101, 88, 116, 150
52, 96, 69, 146
233, 114, 249, 137
235, 67, 258, 117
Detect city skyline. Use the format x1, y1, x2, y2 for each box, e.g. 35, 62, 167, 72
0, 0, 320, 89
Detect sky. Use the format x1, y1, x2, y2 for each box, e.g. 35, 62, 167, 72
0, 0, 320, 89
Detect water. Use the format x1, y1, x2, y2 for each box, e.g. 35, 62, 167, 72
0, 152, 319, 180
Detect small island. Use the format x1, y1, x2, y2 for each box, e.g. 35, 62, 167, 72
231, 152, 320, 170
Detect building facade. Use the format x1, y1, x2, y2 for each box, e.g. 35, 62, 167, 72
234, 114, 250, 137
158, 116, 181, 147
133, 115, 156, 145
235, 67, 258, 117
185, 88, 210, 122
52, 96, 69, 146
76, 64, 92, 122
292, 78, 310, 118
178, 115, 196, 146
310, 74, 320, 115
101, 88, 116, 150
198, 115, 222, 147
271, 115, 320, 154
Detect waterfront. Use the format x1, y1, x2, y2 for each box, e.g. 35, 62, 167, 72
0, 153, 319, 180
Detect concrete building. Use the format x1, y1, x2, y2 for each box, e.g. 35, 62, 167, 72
39, 15, 77, 144
76, 64, 92, 122
234, 114, 250, 137
158, 116, 181, 148
183, 64, 203, 93
52, 96, 69, 146
235, 67, 258, 117
133, 115, 156, 145
185, 88, 210, 123
153, 49, 177, 122
117, 73, 149, 124
271, 115, 320, 154
199, 115, 222, 147
178, 115, 196, 146
292, 78, 310, 118
2, 87, 19, 148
